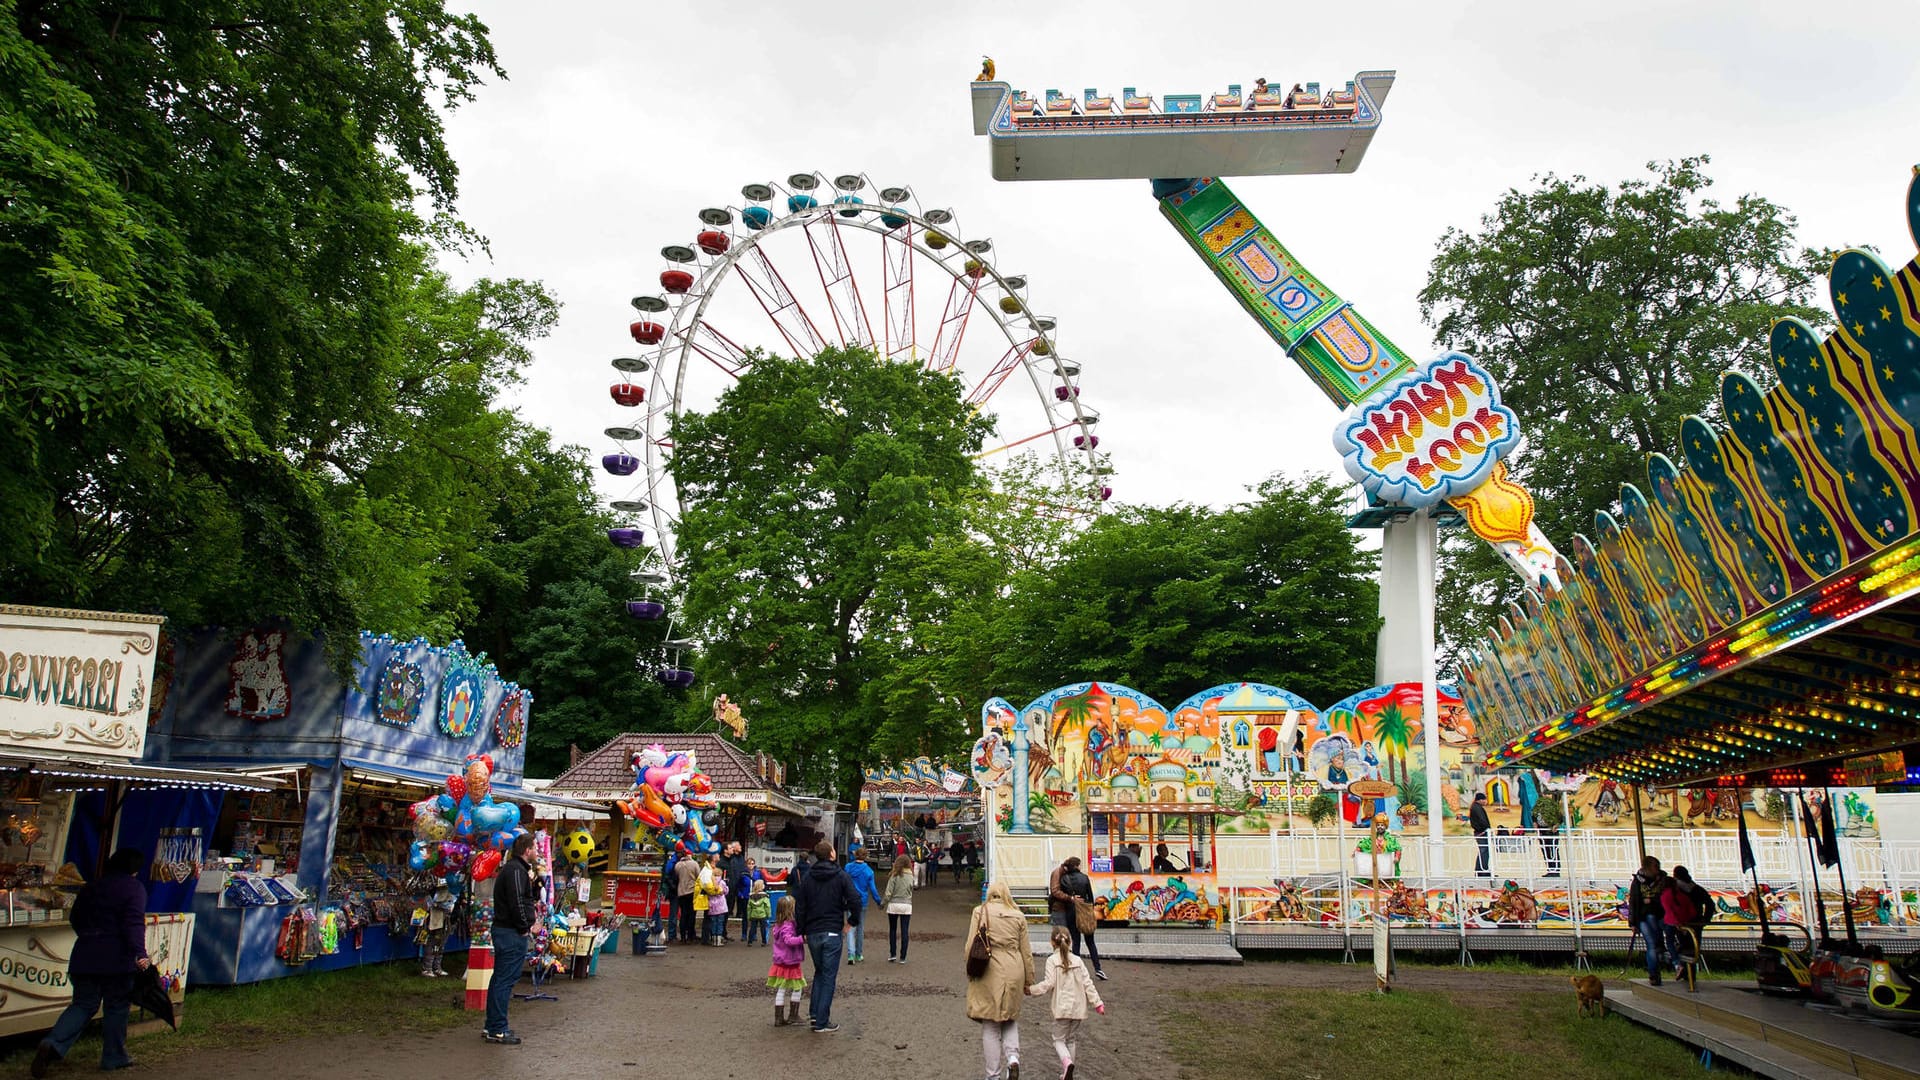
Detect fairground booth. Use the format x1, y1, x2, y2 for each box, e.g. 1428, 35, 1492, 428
858, 757, 979, 863
141, 625, 599, 984
0, 605, 294, 1034
546, 731, 802, 925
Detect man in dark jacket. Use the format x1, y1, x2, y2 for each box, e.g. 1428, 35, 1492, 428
1469, 793, 1492, 876
34, 850, 149, 1076
789, 839, 862, 1033
485, 833, 538, 1045
722, 841, 748, 942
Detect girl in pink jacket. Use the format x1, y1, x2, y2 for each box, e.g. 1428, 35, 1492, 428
767, 895, 807, 1027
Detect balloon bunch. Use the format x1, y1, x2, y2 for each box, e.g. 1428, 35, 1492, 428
615, 744, 721, 857
407, 753, 527, 886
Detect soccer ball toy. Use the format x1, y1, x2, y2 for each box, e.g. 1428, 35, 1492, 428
562, 828, 596, 866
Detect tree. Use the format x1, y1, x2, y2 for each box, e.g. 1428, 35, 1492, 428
989, 474, 1380, 707
668, 346, 995, 801
0, 0, 506, 653
457, 437, 685, 778
1417, 157, 1827, 659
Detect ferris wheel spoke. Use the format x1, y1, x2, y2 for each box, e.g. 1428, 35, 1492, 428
678, 320, 753, 380
880, 222, 915, 362
973, 422, 1080, 460
805, 218, 876, 350
963, 340, 1037, 406
734, 242, 829, 358
929, 274, 984, 373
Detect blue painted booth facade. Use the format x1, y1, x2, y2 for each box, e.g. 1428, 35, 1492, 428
145, 628, 532, 984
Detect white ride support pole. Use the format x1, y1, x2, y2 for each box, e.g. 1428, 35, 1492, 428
1417, 508, 1443, 851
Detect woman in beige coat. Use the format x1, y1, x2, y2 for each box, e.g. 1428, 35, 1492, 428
967, 880, 1035, 1080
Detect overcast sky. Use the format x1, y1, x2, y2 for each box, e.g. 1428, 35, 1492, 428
440, 0, 1920, 523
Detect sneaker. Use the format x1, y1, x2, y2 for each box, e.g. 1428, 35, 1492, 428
421, 970, 436, 978
483, 1031, 523, 1045
1093, 968, 1109, 981
813, 1023, 841, 1034
1008, 1060, 1020, 1080
1650, 973, 1662, 987
31, 1043, 56, 1079
1063, 1064, 1074, 1080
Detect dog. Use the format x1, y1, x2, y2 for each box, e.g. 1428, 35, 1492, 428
1571, 974, 1606, 1018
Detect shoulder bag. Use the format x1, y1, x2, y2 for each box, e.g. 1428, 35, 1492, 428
1073, 897, 1099, 936
965, 908, 992, 978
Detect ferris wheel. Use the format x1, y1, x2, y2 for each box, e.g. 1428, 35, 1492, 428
599, 170, 1111, 667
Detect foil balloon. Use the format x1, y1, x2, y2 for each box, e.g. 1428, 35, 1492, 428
471, 848, 503, 882
408, 839, 441, 873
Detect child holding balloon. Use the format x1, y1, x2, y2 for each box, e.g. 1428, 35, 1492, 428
767, 895, 807, 1026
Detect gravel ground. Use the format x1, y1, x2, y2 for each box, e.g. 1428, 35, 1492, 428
124, 879, 1585, 1080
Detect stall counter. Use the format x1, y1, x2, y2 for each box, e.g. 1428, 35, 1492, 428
0, 913, 193, 1037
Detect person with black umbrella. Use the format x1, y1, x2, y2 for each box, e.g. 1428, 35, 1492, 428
33, 849, 151, 1076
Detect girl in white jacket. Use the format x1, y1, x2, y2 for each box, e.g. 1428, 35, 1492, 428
1025, 926, 1106, 1079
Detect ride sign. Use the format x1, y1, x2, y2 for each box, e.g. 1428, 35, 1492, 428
1332, 353, 1520, 509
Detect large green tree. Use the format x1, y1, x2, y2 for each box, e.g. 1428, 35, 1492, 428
0, 0, 506, 650
461, 438, 686, 777
1417, 157, 1827, 658
988, 474, 1381, 708
669, 346, 995, 800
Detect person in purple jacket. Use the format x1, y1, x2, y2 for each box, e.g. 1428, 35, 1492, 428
34, 849, 150, 1076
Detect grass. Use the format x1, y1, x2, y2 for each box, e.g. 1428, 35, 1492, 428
1160, 985, 1716, 1080
0, 961, 470, 1069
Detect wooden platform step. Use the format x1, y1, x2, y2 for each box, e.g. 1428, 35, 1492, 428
1607, 978, 1919, 1080
1025, 925, 1242, 964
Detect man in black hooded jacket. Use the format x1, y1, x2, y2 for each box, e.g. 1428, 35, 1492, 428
790, 839, 862, 1033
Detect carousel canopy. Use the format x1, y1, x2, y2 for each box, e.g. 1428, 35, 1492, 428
1472, 170, 1920, 789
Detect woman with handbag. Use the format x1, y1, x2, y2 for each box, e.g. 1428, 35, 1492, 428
967, 880, 1034, 1080
1049, 857, 1107, 980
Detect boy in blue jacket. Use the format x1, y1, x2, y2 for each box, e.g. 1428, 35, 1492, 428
841, 843, 884, 963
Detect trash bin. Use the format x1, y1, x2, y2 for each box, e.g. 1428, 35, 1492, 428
631, 929, 647, 955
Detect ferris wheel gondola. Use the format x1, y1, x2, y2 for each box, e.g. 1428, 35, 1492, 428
597, 171, 1112, 662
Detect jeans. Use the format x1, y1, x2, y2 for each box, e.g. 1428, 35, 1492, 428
486, 927, 528, 1035
1474, 833, 1491, 876
1636, 915, 1665, 979
746, 916, 769, 945
888, 912, 912, 959
848, 918, 865, 959
1051, 910, 1102, 972
807, 931, 844, 1028
41, 972, 134, 1069
1541, 835, 1562, 876
706, 913, 724, 942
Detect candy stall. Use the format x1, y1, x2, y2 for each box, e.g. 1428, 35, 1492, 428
145, 626, 561, 984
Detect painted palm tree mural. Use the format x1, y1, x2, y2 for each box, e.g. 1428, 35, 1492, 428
1373, 701, 1411, 788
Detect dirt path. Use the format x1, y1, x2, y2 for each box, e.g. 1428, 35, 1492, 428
126, 881, 1579, 1079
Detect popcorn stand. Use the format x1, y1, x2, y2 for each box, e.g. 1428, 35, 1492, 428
0, 605, 281, 1036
